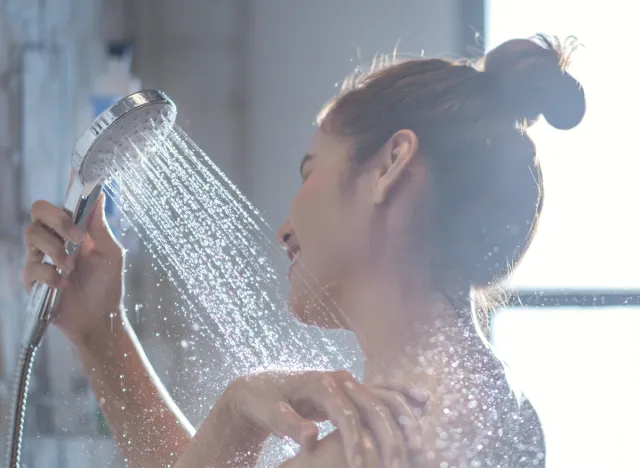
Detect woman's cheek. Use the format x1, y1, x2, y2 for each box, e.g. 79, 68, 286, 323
294, 182, 342, 273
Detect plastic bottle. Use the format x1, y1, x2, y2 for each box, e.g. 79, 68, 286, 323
91, 41, 141, 246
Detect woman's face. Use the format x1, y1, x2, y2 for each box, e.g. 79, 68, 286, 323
278, 129, 377, 329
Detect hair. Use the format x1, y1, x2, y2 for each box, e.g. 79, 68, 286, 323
317, 35, 585, 327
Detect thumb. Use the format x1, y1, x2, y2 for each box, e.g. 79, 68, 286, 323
86, 192, 119, 248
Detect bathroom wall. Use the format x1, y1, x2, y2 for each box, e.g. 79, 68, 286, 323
131, 0, 467, 224
0, 0, 126, 465
244, 0, 464, 226
131, 0, 247, 186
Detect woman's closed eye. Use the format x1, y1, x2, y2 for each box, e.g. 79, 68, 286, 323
300, 153, 315, 182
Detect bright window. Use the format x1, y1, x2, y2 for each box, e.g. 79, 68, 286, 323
487, 0, 640, 290
493, 307, 640, 467
487, 2, 640, 467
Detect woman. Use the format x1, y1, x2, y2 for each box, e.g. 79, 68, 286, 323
21, 36, 585, 467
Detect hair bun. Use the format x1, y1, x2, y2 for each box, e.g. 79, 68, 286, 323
484, 35, 586, 130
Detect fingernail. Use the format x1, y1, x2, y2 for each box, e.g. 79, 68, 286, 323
392, 457, 401, 468
409, 388, 430, 402
344, 381, 355, 390
398, 415, 416, 427
60, 278, 70, 289
65, 257, 75, 272
352, 454, 362, 468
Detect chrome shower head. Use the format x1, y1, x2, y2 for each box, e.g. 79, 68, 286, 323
72, 89, 177, 189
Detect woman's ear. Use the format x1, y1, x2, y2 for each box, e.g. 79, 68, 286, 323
372, 129, 419, 204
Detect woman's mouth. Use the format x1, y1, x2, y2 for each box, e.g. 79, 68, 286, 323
288, 250, 300, 279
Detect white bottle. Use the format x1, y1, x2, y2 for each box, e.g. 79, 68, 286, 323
92, 42, 141, 108
91, 42, 142, 249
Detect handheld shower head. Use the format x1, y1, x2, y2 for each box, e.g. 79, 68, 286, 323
7, 90, 177, 468
72, 89, 176, 193
50, 89, 177, 317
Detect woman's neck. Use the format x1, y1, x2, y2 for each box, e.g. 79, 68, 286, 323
340, 263, 483, 389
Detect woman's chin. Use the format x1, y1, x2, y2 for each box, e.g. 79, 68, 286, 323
288, 288, 347, 330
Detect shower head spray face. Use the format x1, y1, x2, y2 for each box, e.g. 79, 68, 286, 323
72, 90, 177, 187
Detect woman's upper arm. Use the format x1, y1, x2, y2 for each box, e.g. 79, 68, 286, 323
279, 429, 383, 468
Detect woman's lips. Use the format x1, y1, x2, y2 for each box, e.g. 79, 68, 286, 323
288, 252, 300, 279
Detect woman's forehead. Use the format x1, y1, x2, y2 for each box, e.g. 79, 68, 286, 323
307, 129, 352, 156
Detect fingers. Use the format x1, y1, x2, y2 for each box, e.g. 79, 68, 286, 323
23, 200, 83, 292
293, 372, 366, 468
368, 388, 422, 452
344, 382, 410, 468
237, 371, 424, 468
23, 203, 80, 292
370, 379, 431, 454
86, 193, 119, 249
22, 262, 68, 291
367, 389, 417, 428
294, 371, 414, 468
319, 377, 366, 468
380, 379, 431, 405
30, 200, 84, 244
24, 222, 75, 272
270, 401, 319, 448
230, 376, 319, 450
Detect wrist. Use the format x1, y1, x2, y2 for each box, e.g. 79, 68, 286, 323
213, 387, 269, 446
70, 307, 129, 354
174, 392, 267, 468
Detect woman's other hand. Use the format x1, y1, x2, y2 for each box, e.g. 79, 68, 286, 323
220, 371, 425, 468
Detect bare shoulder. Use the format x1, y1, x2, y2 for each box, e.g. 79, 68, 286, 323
279, 430, 382, 468
416, 376, 546, 467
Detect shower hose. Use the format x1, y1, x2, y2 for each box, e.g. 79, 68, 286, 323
6, 304, 51, 468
